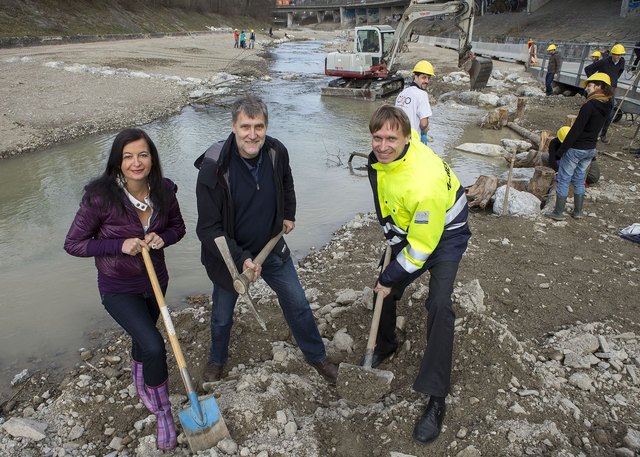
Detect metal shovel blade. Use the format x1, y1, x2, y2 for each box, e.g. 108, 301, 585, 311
336, 361, 394, 404
178, 392, 230, 452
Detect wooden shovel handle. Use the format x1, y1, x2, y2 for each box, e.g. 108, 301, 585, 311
363, 245, 393, 368
240, 229, 285, 282
141, 248, 196, 396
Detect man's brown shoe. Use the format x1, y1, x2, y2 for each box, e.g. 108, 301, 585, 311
202, 362, 224, 382
310, 359, 338, 385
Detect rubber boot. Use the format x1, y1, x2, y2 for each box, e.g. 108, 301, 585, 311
131, 360, 153, 411
146, 381, 177, 450
545, 195, 567, 221
572, 194, 585, 219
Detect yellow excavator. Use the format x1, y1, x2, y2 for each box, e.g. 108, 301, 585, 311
322, 0, 493, 100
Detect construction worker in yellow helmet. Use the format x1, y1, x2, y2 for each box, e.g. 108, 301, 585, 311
584, 44, 626, 143
395, 60, 435, 145
545, 125, 600, 186
545, 44, 562, 95
545, 72, 612, 221
591, 50, 601, 63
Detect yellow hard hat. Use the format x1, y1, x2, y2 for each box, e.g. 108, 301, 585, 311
591, 51, 601, 58
547, 44, 557, 51
582, 72, 612, 87
611, 44, 626, 55
557, 126, 571, 143
412, 60, 435, 76
251, 29, 254, 32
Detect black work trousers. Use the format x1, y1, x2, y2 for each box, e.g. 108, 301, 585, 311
102, 291, 168, 387
375, 261, 459, 398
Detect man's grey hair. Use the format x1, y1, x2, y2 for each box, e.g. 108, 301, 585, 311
231, 95, 269, 125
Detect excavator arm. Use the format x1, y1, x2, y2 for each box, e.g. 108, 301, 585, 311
384, 0, 491, 89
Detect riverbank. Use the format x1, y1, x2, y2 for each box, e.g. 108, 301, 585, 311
0, 27, 337, 159
2, 27, 640, 457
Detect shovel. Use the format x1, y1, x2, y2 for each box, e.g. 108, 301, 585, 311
141, 248, 230, 452
336, 245, 395, 404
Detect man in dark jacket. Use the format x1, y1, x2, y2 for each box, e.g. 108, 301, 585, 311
585, 43, 626, 143
194, 95, 337, 385
545, 44, 562, 96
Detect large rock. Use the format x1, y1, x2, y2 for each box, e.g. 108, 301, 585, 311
623, 428, 640, 451
455, 279, 486, 314
457, 91, 482, 105
332, 328, 354, 352
517, 86, 545, 97
501, 139, 532, 153
498, 94, 518, 108
561, 334, 600, 355
1, 417, 48, 441
492, 186, 541, 216
478, 93, 500, 106
455, 143, 507, 158
499, 167, 536, 181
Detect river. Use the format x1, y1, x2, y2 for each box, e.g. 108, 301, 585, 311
0, 39, 511, 397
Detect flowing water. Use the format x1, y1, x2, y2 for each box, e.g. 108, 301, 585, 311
0, 40, 515, 397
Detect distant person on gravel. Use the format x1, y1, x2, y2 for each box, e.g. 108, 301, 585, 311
545, 44, 562, 96
366, 106, 471, 445
395, 60, 434, 145
527, 38, 537, 66
64, 128, 186, 451
249, 29, 256, 49
233, 29, 239, 48
240, 30, 246, 49
585, 43, 626, 144
194, 95, 338, 386
545, 73, 612, 221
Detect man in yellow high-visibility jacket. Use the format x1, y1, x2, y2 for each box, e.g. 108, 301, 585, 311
366, 106, 471, 445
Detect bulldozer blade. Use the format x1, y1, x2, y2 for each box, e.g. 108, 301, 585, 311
336, 362, 394, 404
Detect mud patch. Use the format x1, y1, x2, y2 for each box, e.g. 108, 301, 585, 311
336, 362, 394, 404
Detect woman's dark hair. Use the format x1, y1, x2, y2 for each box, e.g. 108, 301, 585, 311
588, 80, 614, 98
84, 128, 168, 214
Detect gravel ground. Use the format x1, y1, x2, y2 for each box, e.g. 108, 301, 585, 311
1, 26, 640, 457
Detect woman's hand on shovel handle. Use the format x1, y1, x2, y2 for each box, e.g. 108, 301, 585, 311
144, 232, 164, 250
374, 282, 392, 298
122, 238, 149, 256
243, 258, 262, 282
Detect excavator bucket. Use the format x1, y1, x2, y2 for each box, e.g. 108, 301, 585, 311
469, 57, 493, 90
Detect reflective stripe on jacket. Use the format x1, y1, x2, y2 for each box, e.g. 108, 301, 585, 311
367, 132, 469, 286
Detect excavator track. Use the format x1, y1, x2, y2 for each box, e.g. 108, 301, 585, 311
321, 76, 404, 101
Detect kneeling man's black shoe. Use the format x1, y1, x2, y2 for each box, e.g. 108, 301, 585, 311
413, 398, 446, 445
